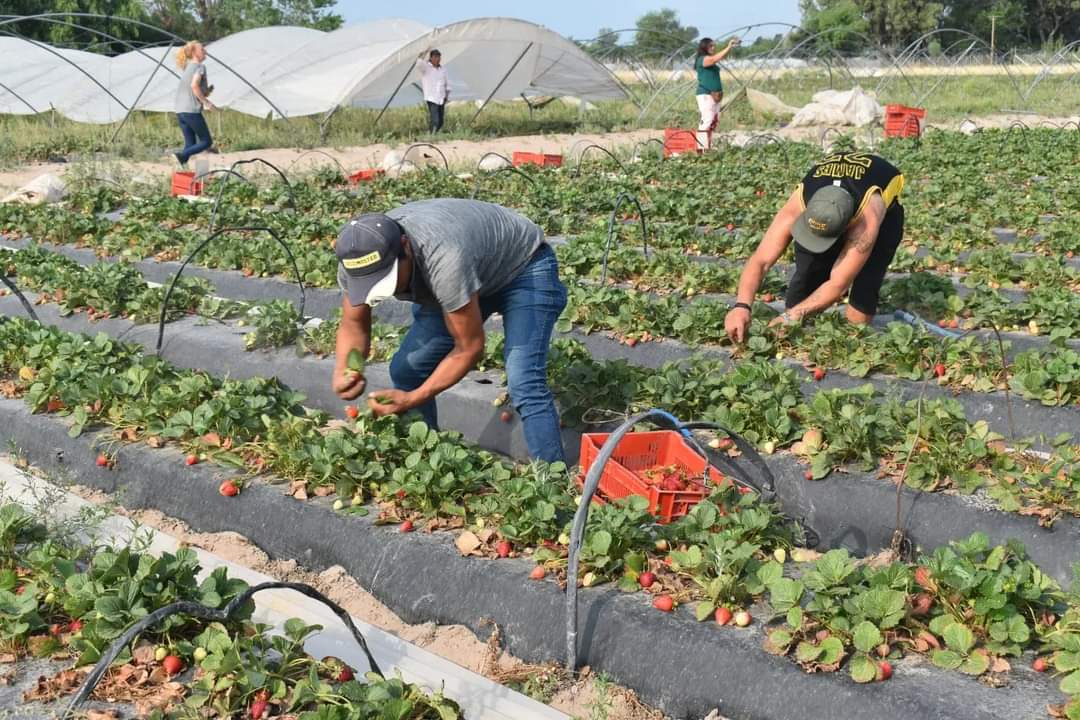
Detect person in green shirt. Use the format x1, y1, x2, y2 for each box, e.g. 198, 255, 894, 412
694, 36, 740, 147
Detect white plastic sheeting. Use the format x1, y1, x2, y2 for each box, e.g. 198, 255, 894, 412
0, 17, 626, 123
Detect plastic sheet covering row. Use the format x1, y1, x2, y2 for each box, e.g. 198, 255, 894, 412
0, 17, 627, 123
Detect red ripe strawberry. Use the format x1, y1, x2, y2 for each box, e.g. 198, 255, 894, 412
1032, 657, 1048, 672
738, 486, 753, 495
500, 410, 513, 423
345, 405, 359, 419
638, 571, 656, 589
813, 368, 826, 382
95, 454, 109, 467
661, 477, 684, 491
877, 661, 893, 681
910, 593, 933, 616
914, 566, 933, 589
162, 655, 183, 675
336, 667, 354, 682
496, 540, 512, 558
934, 363, 947, 378
937, 319, 947, 328
948, 318, 959, 329
396, 489, 407, 500
803, 470, 814, 481
249, 698, 268, 720
653, 595, 674, 612
68, 619, 83, 633
50, 623, 64, 637
715, 607, 733, 626
625, 337, 638, 347
529, 566, 547, 580
185, 454, 198, 466
399, 519, 414, 533
219, 480, 239, 497
717, 438, 733, 451
725, 223, 735, 232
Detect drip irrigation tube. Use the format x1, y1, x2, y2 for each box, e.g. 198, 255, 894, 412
564, 410, 802, 673
285, 150, 350, 181
570, 143, 628, 177
629, 138, 664, 162
204, 158, 297, 232
398, 143, 450, 172
155, 226, 305, 353
470, 163, 538, 201
62, 581, 382, 719
600, 193, 648, 285
0, 275, 40, 323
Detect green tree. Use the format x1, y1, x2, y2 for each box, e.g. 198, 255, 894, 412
1027, 0, 1080, 46
859, 0, 944, 47
631, 8, 698, 60
3, 0, 342, 49
800, 0, 871, 53
2, 0, 156, 51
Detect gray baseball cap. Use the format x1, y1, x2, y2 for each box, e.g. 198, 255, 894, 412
791, 184, 856, 254
336, 213, 403, 306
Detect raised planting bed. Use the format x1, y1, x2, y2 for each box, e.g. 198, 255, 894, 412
1, 302, 1078, 590
0, 399, 1074, 720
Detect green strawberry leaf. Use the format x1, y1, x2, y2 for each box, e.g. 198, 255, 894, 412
850, 654, 878, 684
853, 621, 883, 654
932, 649, 963, 671
1061, 670, 1080, 696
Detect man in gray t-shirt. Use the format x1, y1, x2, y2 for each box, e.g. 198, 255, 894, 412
332, 199, 568, 464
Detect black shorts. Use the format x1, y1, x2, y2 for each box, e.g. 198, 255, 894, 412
785, 202, 904, 316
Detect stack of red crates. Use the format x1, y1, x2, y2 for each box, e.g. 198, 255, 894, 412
170, 171, 203, 197
884, 105, 926, 138
578, 430, 725, 524
512, 151, 562, 168
663, 128, 704, 157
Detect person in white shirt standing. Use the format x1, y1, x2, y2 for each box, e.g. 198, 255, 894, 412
416, 49, 450, 133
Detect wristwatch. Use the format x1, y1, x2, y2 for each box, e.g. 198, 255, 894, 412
732, 302, 752, 314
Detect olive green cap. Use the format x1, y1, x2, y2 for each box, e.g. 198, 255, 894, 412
792, 184, 856, 254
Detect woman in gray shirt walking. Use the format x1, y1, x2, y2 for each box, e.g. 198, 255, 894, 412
174, 41, 216, 168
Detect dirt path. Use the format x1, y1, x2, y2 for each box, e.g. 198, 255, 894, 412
2, 112, 1075, 197
0, 129, 665, 196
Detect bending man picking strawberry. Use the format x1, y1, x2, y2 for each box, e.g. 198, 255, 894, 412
332, 199, 568, 463
725, 152, 905, 342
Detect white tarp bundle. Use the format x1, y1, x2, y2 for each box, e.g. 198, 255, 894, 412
0, 18, 626, 124
788, 86, 882, 127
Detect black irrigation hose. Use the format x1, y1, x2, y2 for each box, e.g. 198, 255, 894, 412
399, 143, 450, 172
629, 138, 665, 162
207, 158, 297, 232
745, 133, 791, 165
566, 409, 684, 672
474, 151, 514, 172
571, 143, 628, 177
599, 192, 648, 285
469, 163, 538, 201
664, 128, 707, 150
1004, 121, 1030, 150
0, 275, 40, 323
63, 581, 383, 719
284, 150, 350, 181
155, 226, 305, 353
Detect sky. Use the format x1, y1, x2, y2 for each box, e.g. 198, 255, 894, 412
336, 1, 802, 41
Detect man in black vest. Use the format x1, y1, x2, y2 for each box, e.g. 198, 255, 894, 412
725, 152, 905, 342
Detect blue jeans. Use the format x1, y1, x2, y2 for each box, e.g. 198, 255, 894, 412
176, 112, 212, 164
389, 244, 568, 463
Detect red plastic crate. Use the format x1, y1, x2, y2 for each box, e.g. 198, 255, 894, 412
170, 171, 203, 197
512, 151, 563, 168
663, 128, 704, 157
348, 168, 385, 184
884, 104, 926, 138
578, 430, 724, 523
